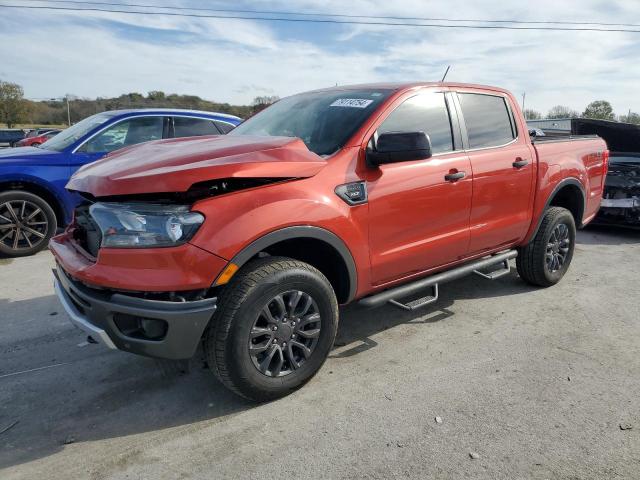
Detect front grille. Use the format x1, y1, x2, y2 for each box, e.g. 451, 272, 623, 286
73, 205, 102, 258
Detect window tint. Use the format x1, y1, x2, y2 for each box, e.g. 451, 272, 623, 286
377, 93, 453, 154
230, 89, 392, 156
214, 120, 235, 134
459, 93, 515, 149
82, 116, 164, 153
174, 117, 220, 138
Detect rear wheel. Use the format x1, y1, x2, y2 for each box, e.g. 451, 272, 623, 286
204, 257, 339, 401
0, 190, 57, 257
517, 206, 576, 287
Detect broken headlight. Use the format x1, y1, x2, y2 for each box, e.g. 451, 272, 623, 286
89, 203, 204, 248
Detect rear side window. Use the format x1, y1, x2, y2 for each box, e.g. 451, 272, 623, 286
458, 93, 516, 149
214, 120, 235, 134
173, 117, 220, 137
378, 93, 453, 154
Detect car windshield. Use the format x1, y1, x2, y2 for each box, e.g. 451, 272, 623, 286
229, 89, 392, 156
40, 113, 115, 152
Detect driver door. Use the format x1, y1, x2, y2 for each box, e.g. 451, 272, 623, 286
366, 91, 472, 285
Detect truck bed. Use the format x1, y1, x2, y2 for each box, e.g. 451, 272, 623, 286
530, 135, 608, 231
531, 134, 600, 144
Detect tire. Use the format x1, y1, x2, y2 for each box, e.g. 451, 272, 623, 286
516, 206, 576, 287
31, 142, 41, 147
0, 190, 57, 257
204, 256, 339, 401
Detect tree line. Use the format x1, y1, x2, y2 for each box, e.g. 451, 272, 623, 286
0, 79, 279, 128
2, 78, 639, 128
523, 100, 640, 124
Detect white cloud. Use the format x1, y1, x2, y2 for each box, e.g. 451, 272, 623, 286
0, 0, 639, 115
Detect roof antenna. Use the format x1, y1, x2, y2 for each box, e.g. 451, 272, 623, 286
440, 65, 451, 82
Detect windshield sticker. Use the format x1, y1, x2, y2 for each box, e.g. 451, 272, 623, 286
330, 98, 374, 108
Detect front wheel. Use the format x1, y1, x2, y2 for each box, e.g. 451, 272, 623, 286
517, 206, 576, 287
0, 190, 57, 257
204, 257, 339, 401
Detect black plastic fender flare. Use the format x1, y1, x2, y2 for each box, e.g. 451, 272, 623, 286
529, 177, 586, 241
219, 226, 358, 303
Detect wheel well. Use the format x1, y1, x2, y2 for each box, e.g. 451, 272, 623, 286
256, 237, 352, 304
0, 181, 65, 227
548, 184, 584, 226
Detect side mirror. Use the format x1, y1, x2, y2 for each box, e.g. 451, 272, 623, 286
367, 131, 432, 166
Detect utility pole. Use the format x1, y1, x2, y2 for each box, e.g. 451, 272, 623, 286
521, 92, 526, 113
66, 96, 71, 126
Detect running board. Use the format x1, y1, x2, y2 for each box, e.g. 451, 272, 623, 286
473, 259, 511, 279
388, 284, 439, 311
359, 250, 518, 310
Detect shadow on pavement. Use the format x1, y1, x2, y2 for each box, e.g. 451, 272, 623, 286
577, 225, 639, 246
0, 262, 543, 470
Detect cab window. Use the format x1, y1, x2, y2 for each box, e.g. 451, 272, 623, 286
458, 93, 516, 149
377, 93, 454, 154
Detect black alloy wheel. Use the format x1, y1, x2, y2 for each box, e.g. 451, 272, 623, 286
249, 290, 322, 377
545, 222, 571, 273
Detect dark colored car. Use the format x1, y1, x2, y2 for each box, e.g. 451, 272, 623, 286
597, 152, 640, 227
0, 109, 242, 257
0, 129, 26, 148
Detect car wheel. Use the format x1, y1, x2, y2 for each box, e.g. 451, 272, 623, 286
31, 142, 41, 147
0, 190, 57, 257
204, 256, 339, 401
516, 206, 576, 287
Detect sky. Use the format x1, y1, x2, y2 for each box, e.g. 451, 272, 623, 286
0, 0, 639, 116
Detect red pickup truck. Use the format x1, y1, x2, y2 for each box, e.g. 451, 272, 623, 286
51, 83, 608, 401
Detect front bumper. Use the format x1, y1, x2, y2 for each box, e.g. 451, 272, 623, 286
53, 267, 217, 360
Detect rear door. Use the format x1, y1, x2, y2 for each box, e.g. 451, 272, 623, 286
455, 91, 535, 254
367, 90, 473, 285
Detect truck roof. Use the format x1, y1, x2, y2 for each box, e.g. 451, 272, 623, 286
305, 82, 512, 96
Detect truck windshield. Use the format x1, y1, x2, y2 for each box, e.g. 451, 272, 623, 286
229, 89, 392, 156
40, 112, 115, 152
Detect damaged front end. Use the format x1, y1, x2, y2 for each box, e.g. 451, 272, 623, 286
596, 153, 640, 227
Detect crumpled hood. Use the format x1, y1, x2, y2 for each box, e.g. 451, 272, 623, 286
67, 135, 327, 197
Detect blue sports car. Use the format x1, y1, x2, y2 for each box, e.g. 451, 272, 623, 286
0, 109, 242, 257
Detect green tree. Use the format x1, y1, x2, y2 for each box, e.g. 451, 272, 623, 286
619, 111, 640, 125
547, 105, 579, 119
0, 80, 27, 128
147, 90, 166, 101
582, 100, 615, 120
252, 95, 280, 113
523, 109, 542, 120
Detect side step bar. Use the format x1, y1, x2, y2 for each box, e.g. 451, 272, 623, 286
359, 250, 518, 309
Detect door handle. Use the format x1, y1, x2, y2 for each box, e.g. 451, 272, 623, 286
513, 158, 529, 169
444, 171, 466, 182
